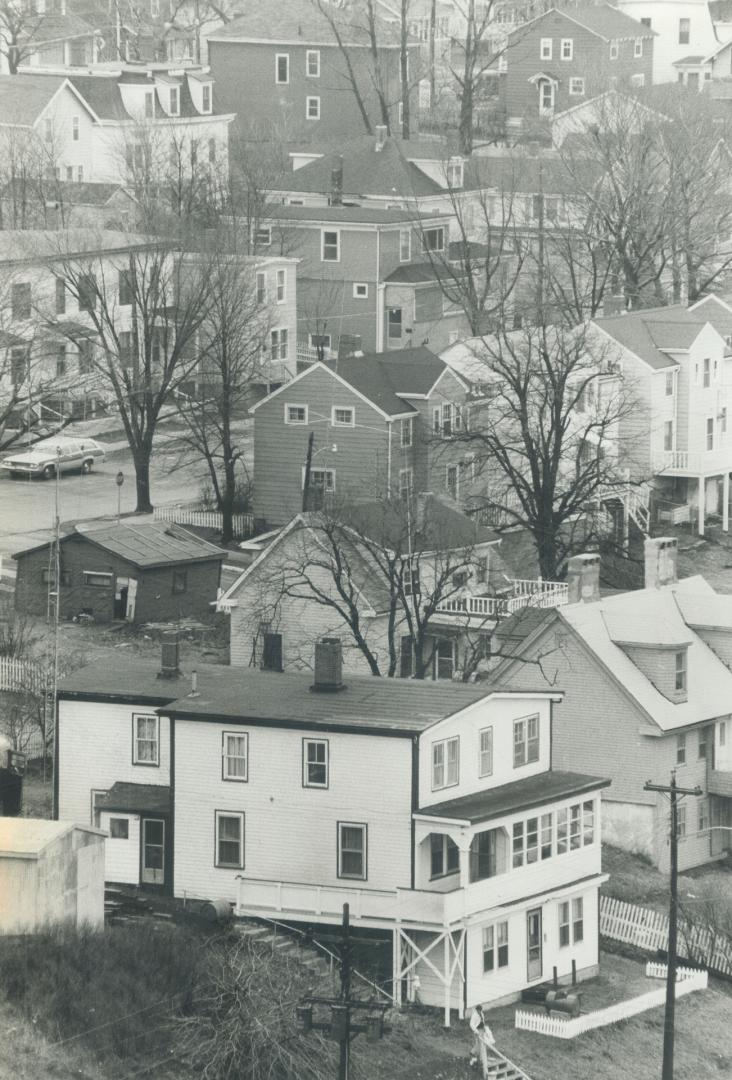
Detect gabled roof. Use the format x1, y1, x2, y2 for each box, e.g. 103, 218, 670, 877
688, 294, 732, 339
15, 522, 225, 569
25, 11, 94, 43
206, 0, 405, 47
0, 73, 66, 125
276, 137, 447, 199
345, 494, 500, 553
592, 305, 718, 371
512, 3, 655, 43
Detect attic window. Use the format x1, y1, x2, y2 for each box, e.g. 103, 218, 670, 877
201, 83, 211, 112
169, 86, 179, 115
675, 650, 687, 692
446, 158, 463, 188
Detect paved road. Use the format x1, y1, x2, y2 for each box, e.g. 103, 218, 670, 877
0, 442, 208, 557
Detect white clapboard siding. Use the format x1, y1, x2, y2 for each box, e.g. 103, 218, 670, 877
514, 967, 708, 1039
600, 894, 732, 978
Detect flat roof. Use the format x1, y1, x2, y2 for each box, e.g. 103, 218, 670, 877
0, 817, 100, 858
417, 770, 610, 824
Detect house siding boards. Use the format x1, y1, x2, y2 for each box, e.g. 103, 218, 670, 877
171, 717, 414, 903
252, 366, 392, 525
14, 534, 223, 624
207, 39, 415, 139
504, 10, 652, 121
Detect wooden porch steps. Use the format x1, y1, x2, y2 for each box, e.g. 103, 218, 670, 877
233, 919, 337, 984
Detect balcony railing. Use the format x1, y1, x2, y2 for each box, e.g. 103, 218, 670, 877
435, 578, 568, 620
652, 449, 732, 475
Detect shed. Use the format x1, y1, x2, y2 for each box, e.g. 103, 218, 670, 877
0, 818, 105, 933
13, 522, 226, 624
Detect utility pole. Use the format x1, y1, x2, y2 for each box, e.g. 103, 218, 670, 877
644, 772, 702, 1080
302, 431, 315, 512
296, 903, 388, 1079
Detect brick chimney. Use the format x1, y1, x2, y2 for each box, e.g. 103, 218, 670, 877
375, 124, 387, 151
312, 638, 344, 692
644, 537, 678, 590
157, 632, 180, 679
566, 553, 601, 604
331, 155, 344, 206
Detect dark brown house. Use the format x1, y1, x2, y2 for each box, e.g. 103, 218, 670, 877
13, 523, 225, 625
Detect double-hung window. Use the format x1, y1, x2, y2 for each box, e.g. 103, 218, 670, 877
560, 38, 573, 60
432, 736, 459, 790
479, 727, 493, 777
331, 405, 354, 426
634, 38, 643, 57
399, 467, 413, 500
679, 18, 690, 45
512, 821, 525, 867
556, 807, 568, 854
256, 271, 266, 304
422, 226, 445, 253
215, 811, 244, 867
573, 897, 584, 941
569, 77, 585, 96
169, 86, 179, 115
276, 269, 286, 303
303, 739, 328, 787
202, 84, 211, 112
72, 115, 80, 141
541, 813, 553, 859
526, 816, 539, 863
271, 327, 288, 360
400, 417, 412, 447
569, 803, 581, 849
306, 49, 320, 77
513, 714, 540, 767
430, 833, 459, 878
483, 921, 509, 972
306, 96, 320, 120
399, 228, 411, 261
675, 650, 687, 692
559, 901, 571, 946
677, 732, 686, 764
540, 38, 552, 60
222, 731, 248, 781
133, 713, 159, 765
275, 53, 289, 83
119, 269, 133, 306
583, 800, 595, 845
338, 822, 367, 879
285, 403, 307, 424
322, 230, 340, 261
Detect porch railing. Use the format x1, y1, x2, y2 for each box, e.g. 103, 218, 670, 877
652, 448, 732, 475
435, 579, 568, 619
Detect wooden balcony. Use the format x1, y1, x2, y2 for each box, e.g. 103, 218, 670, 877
652, 449, 732, 477
434, 579, 568, 622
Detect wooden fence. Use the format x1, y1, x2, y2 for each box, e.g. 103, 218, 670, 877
0, 657, 44, 695
600, 894, 732, 979
515, 965, 707, 1039
153, 504, 255, 540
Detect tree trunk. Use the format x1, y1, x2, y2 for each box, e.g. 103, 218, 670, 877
133, 450, 153, 514
400, 0, 410, 139
458, 0, 475, 155
429, 0, 436, 108
220, 458, 237, 545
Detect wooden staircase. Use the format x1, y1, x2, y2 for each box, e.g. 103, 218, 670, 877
484, 1049, 534, 1080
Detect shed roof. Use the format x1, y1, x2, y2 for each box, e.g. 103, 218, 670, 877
0, 817, 98, 858
418, 770, 610, 824
15, 522, 225, 568
97, 782, 171, 815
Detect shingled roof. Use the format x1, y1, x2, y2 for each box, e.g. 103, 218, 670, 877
0, 73, 66, 125
15, 522, 225, 569
326, 346, 450, 414
207, 0, 405, 48
513, 3, 655, 42
593, 305, 714, 370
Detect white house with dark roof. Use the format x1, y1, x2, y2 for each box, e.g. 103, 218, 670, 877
493, 537, 732, 873
614, 0, 719, 84
0, 66, 234, 185
56, 637, 609, 1015
590, 296, 732, 534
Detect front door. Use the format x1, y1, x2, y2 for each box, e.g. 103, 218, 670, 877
141, 818, 165, 886
125, 578, 138, 621
527, 907, 543, 980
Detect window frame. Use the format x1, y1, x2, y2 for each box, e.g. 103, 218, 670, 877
275, 268, 286, 304
634, 37, 643, 58
306, 95, 321, 120
353, 282, 369, 299
11, 281, 32, 321
215, 809, 245, 868
675, 650, 687, 692
400, 416, 413, 447
306, 49, 321, 77
256, 270, 266, 305
540, 37, 552, 60
483, 920, 509, 972
302, 465, 336, 493
303, 737, 329, 788
270, 326, 289, 361
255, 225, 272, 247
321, 229, 340, 262
513, 713, 540, 768
388, 307, 403, 340
109, 817, 129, 839
399, 228, 411, 262
55, 276, 66, 315
479, 726, 493, 777
432, 735, 459, 791
331, 405, 355, 427
558, 900, 570, 947
222, 730, 249, 782
573, 896, 584, 942
560, 38, 573, 60
679, 18, 690, 45
284, 403, 308, 425
609, 38, 618, 60
337, 821, 367, 880
82, 570, 113, 588
676, 732, 686, 765
275, 52, 290, 84
169, 85, 179, 115
569, 77, 585, 96
430, 832, 459, 879
201, 83, 212, 112
132, 712, 160, 767
421, 226, 445, 254
72, 114, 80, 141
399, 466, 413, 500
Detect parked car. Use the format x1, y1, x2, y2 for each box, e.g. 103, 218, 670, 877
0, 437, 106, 479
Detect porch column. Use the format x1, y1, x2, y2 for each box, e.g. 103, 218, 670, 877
392, 929, 403, 1007
698, 476, 705, 537
724, 473, 730, 534
444, 934, 451, 1027
457, 837, 472, 890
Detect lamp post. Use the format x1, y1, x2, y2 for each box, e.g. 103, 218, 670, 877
116, 471, 124, 525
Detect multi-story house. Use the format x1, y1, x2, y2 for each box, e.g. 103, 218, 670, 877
614, 0, 719, 84
0, 228, 159, 422
0, 65, 234, 186
492, 537, 732, 873
249, 346, 477, 526
206, 0, 419, 141
0, 0, 97, 74
260, 203, 469, 356
56, 637, 610, 1013
591, 296, 732, 535
502, 5, 654, 125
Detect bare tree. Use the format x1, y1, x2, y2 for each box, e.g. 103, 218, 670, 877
0, 0, 45, 73
174, 247, 269, 543
49, 236, 215, 512
440, 320, 634, 580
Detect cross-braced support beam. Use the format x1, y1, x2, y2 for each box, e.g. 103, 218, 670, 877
392, 926, 466, 1027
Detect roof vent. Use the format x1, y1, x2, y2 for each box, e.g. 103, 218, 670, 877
158, 632, 180, 679
311, 638, 345, 692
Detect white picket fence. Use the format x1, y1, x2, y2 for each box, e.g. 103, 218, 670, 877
515, 965, 707, 1039
0, 657, 45, 694
153, 504, 255, 540
600, 894, 732, 979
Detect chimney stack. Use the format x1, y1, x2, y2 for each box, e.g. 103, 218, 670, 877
158, 632, 180, 679
644, 537, 678, 590
331, 155, 344, 206
566, 553, 601, 604
375, 124, 387, 151
312, 638, 344, 692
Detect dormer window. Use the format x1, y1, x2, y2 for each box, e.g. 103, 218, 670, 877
201, 83, 211, 113
446, 157, 463, 189
169, 86, 179, 115
675, 650, 687, 692
144, 91, 154, 119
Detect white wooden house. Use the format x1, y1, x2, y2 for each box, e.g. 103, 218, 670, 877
56, 639, 609, 1016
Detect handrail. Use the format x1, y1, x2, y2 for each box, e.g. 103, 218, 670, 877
484, 1047, 534, 1080
236, 904, 394, 1004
